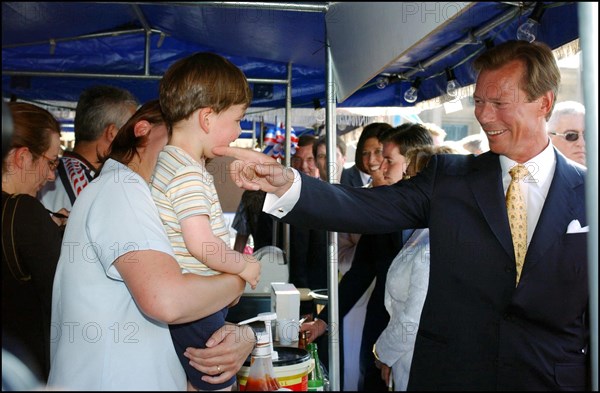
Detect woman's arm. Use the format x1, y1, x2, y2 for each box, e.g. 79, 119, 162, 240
114, 249, 245, 324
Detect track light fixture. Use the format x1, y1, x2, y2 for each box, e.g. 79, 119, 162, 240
445, 68, 459, 97
404, 78, 421, 104
375, 74, 401, 90
312, 98, 325, 122
312, 98, 322, 110
517, 3, 545, 42
376, 76, 389, 90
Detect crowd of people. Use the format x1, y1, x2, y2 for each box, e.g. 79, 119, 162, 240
2, 39, 591, 391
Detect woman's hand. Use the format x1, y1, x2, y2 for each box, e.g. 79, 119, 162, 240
184, 323, 255, 385
369, 165, 386, 187
48, 208, 69, 227
379, 362, 392, 388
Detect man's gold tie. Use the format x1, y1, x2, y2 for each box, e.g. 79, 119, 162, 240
506, 165, 529, 286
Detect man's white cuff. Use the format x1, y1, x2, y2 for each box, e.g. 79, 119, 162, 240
263, 168, 301, 218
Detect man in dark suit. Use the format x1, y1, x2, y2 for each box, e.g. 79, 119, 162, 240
288, 135, 329, 292
340, 164, 364, 187
216, 40, 589, 390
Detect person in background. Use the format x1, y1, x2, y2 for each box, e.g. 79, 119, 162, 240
422, 122, 446, 146
216, 39, 589, 390
338, 122, 392, 278
439, 140, 470, 155
341, 122, 392, 188
2, 102, 67, 382
2, 101, 12, 159
323, 122, 391, 387
291, 134, 320, 179
547, 100, 586, 166
288, 134, 329, 293
374, 144, 463, 391
301, 123, 434, 391
48, 100, 256, 391
38, 85, 138, 212
459, 131, 489, 155
151, 52, 260, 391
313, 135, 347, 183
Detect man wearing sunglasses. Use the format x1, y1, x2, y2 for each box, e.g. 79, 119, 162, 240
548, 100, 586, 166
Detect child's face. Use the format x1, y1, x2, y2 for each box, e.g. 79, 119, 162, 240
205, 104, 246, 157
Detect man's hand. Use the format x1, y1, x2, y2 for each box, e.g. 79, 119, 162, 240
184, 323, 255, 385
213, 146, 295, 197
299, 318, 328, 344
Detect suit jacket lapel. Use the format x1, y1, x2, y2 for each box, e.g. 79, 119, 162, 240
469, 152, 515, 260
525, 151, 584, 270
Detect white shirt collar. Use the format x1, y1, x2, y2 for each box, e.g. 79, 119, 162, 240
359, 170, 371, 186
499, 140, 556, 189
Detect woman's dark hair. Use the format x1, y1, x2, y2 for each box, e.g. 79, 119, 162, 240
354, 122, 392, 173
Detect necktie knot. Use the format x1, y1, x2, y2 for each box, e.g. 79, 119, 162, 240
509, 164, 529, 182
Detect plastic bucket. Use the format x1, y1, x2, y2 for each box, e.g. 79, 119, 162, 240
237, 347, 312, 391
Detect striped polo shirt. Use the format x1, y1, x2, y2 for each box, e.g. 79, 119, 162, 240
150, 145, 229, 275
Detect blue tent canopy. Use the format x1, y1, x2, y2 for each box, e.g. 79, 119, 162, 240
2, 2, 580, 109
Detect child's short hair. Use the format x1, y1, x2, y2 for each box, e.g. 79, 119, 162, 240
159, 52, 252, 126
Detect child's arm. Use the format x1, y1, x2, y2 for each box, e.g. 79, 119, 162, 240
180, 214, 260, 288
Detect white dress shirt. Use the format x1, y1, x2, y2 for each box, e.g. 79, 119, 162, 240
499, 141, 556, 245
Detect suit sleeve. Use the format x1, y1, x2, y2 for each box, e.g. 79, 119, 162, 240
283, 161, 435, 234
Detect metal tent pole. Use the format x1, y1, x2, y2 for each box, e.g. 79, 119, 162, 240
578, 2, 598, 390
325, 39, 341, 392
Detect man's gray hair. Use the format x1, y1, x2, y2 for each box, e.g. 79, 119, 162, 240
547, 101, 585, 129
74, 85, 138, 142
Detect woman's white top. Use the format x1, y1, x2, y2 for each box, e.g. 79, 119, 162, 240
375, 228, 430, 391
48, 159, 186, 391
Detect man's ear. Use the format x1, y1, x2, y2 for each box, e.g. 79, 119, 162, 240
134, 120, 151, 137
198, 107, 213, 133
105, 123, 119, 142
539, 91, 554, 118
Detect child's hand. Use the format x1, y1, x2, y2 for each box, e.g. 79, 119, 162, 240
239, 255, 261, 289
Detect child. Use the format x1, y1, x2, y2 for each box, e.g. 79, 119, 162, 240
151, 52, 261, 391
